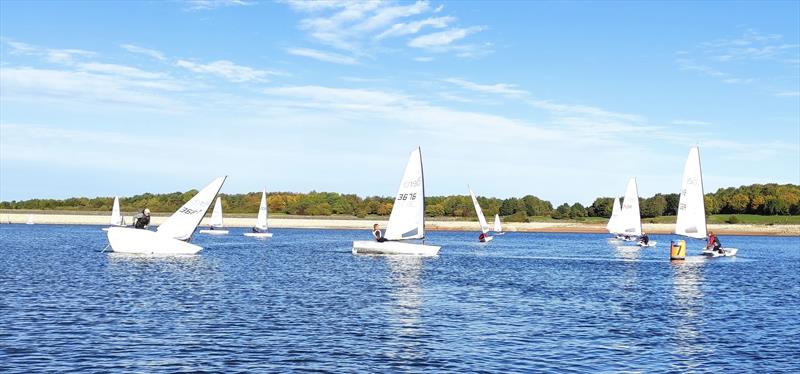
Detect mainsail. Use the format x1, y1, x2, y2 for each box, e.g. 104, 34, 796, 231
157, 176, 227, 241
675, 146, 707, 239
210, 197, 224, 227
110, 196, 123, 226
619, 178, 642, 236
255, 189, 268, 230
606, 197, 622, 234
494, 214, 502, 233
384, 147, 426, 240
469, 186, 490, 234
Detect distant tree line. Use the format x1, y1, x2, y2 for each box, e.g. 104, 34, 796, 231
2, 183, 798, 220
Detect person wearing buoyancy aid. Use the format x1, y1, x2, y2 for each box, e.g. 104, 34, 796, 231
707, 231, 722, 253
372, 223, 388, 242
133, 208, 151, 229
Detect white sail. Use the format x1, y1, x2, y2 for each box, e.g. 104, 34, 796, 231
619, 178, 642, 236
675, 146, 707, 239
384, 147, 425, 240
494, 214, 502, 233
606, 197, 622, 234
110, 196, 123, 226
157, 176, 227, 241
210, 197, 224, 227
469, 186, 490, 234
255, 188, 268, 230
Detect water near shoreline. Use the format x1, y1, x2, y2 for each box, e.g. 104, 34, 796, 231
1, 225, 798, 372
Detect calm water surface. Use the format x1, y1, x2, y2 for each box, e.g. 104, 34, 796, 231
1, 224, 798, 372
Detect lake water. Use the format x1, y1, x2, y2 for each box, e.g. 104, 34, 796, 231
1, 224, 798, 372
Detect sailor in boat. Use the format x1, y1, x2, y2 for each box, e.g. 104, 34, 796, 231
133, 208, 151, 229
639, 232, 650, 245
372, 223, 388, 242
478, 232, 488, 242
706, 231, 723, 254
251, 226, 261, 233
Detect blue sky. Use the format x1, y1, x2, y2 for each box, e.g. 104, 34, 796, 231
1, 0, 798, 205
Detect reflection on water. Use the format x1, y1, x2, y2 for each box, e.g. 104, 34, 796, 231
669, 258, 706, 371
384, 256, 425, 363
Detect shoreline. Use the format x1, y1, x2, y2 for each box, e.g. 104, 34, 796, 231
2, 212, 798, 236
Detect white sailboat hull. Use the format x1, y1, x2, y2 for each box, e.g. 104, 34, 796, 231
702, 248, 738, 257
102, 224, 126, 232
244, 232, 273, 238
106, 227, 202, 255
638, 241, 658, 247
352, 240, 440, 256
199, 229, 229, 235
494, 232, 505, 236
479, 236, 493, 243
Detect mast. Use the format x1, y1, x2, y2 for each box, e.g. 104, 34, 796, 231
419, 146, 426, 241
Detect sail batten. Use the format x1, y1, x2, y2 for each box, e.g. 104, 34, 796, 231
675, 146, 707, 239
384, 148, 425, 241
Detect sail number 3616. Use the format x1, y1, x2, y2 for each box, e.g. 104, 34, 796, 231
397, 193, 417, 201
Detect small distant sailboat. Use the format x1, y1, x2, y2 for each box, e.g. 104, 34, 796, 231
26, 214, 34, 225
674, 146, 737, 257
352, 147, 440, 256
493, 214, 505, 235
469, 186, 493, 243
106, 176, 227, 255
244, 188, 272, 238
102, 196, 127, 231
606, 197, 622, 237
199, 197, 229, 235
618, 178, 642, 240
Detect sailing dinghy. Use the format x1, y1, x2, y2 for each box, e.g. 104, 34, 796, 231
469, 186, 493, 242
199, 197, 229, 235
675, 146, 737, 257
102, 196, 126, 231
106, 176, 227, 255
352, 147, 440, 256
26, 214, 34, 225
493, 214, 505, 235
244, 188, 272, 238
607, 197, 623, 239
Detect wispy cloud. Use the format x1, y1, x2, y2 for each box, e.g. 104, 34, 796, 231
774, 91, 800, 97
672, 119, 711, 126
120, 44, 166, 61
183, 0, 253, 11
283, 0, 486, 62
175, 59, 279, 82
287, 47, 357, 65
677, 29, 798, 91
444, 77, 527, 97
408, 26, 483, 49
4, 39, 95, 64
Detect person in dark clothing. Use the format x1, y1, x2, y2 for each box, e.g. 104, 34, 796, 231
707, 231, 723, 253
640, 232, 649, 245
478, 232, 487, 242
133, 208, 151, 229
372, 224, 388, 242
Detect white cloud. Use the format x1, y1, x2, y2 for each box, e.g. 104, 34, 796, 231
413, 56, 434, 62
284, 1, 486, 60
444, 77, 527, 97
672, 119, 711, 126
287, 47, 357, 65
183, 0, 253, 11
408, 26, 483, 49
0, 67, 185, 111
774, 91, 800, 97
376, 16, 454, 39
120, 44, 166, 61
175, 59, 278, 82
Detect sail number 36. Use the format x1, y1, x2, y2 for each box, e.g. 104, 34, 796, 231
397, 193, 417, 201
